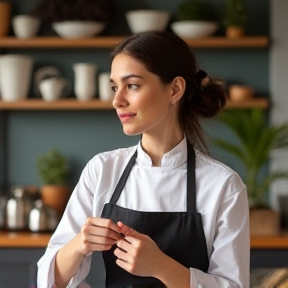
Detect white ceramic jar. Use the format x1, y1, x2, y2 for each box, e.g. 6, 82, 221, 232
0, 54, 33, 102
12, 15, 40, 38
73, 63, 97, 101
98, 72, 113, 101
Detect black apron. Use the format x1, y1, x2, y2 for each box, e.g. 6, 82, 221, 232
101, 141, 209, 288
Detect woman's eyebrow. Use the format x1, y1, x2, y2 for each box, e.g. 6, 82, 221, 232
110, 74, 143, 83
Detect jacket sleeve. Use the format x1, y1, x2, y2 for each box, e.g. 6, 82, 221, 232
37, 159, 97, 288
190, 187, 250, 288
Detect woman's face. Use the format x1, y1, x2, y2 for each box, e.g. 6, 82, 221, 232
111, 53, 177, 137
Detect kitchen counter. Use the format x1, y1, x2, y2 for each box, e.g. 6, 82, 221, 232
1, 231, 288, 248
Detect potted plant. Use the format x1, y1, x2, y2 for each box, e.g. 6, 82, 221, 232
31, 0, 114, 38
171, 0, 219, 38
125, 1, 170, 34
223, 0, 248, 38
36, 148, 70, 219
214, 109, 288, 235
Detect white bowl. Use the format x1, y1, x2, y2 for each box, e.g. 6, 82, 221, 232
126, 10, 170, 34
52, 21, 106, 38
171, 21, 218, 38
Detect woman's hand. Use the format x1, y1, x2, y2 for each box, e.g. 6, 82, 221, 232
114, 221, 166, 278
77, 217, 123, 256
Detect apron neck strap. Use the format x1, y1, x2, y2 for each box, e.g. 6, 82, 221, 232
109, 149, 137, 205
186, 139, 196, 212
109, 140, 197, 212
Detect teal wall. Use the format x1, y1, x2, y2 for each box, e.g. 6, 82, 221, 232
3, 0, 269, 189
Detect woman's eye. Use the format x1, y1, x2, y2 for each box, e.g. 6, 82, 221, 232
128, 84, 139, 90
111, 86, 117, 92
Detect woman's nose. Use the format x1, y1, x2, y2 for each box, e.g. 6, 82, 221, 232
112, 90, 128, 109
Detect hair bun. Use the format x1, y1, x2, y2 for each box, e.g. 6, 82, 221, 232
195, 79, 227, 118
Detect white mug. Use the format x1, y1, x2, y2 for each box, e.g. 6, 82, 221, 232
98, 72, 113, 101
39, 77, 71, 102
12, 15, 40, 39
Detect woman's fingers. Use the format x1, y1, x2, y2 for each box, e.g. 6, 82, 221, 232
83, 225, 122, 242
117, 221, 136, 236
83, 242, 114, 252
87, 217, 121, 233
114, 247, 129, 261
78, 217, 124, 255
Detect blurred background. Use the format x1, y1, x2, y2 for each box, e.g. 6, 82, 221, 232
0, 0, 287, 287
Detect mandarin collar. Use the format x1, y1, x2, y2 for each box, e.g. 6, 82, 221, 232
136, 137, 187, 172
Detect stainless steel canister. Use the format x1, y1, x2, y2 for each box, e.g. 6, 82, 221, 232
6, 186, 33, 230
29, 199, 58, 232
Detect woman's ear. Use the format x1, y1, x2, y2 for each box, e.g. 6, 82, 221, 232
170, 76, 186, 104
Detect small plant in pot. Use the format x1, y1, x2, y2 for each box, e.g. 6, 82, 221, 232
222, 0, 248, 38
214, 109, 288, 235
171, 0, 219, 38
32, 0, 114, 38
36, 148, 70, 219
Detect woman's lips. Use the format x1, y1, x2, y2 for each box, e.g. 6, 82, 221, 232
117, 112, 137, 122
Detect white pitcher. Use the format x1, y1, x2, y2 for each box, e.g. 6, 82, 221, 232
73, 63, 97, 101
0, 54, 33, 102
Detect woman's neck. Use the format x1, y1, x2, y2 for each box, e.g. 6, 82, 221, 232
141, 131, 184, 166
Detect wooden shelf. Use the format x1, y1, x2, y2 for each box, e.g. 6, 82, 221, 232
184, 36, 269, 48
251, 234, 288, 249
1, 232, 288, 248
0, 231, 51, 248
225, 98, 269, 109
0, 98, 269, 111
0, 36, 269, 49
0, 99, 114, 110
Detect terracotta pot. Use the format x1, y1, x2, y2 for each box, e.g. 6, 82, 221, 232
250, 209, 280, 236
0, 1, 11, 36
226, 26, 245, 39
229, 85, 254, 102
40, 185, 70, 219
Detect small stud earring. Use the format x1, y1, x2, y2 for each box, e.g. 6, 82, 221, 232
171, 100, 175, 105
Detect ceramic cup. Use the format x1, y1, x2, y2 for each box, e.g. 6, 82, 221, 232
98, 72, 113, 101
39, 77, 71, 102
12, 15, 40, 38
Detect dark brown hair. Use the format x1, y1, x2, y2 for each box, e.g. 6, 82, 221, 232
111, 30, 227, 153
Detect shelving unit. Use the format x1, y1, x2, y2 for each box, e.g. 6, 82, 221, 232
0, 98, 269, 110
0, 36, 269, 49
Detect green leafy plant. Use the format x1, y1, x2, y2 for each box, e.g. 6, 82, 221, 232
176, 0, 215, 21
214, 109, 288, 208
223, 0, 248, 28
37, 148, 69, 185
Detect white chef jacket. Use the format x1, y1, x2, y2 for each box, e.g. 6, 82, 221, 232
37, 137, 250, 288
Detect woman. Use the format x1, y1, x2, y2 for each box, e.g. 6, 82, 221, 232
37, 31, 250, 288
